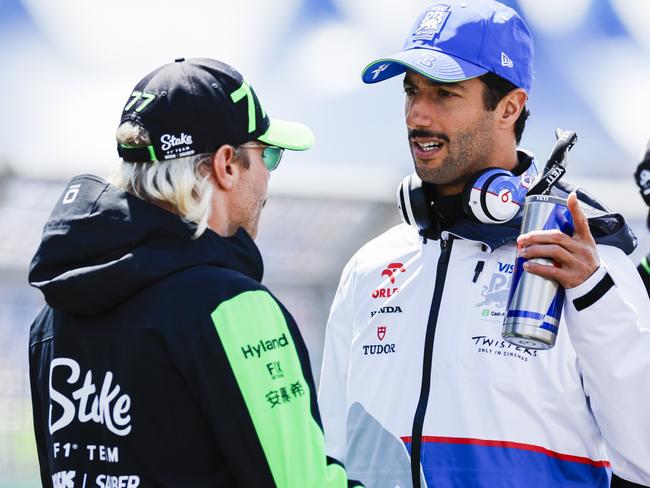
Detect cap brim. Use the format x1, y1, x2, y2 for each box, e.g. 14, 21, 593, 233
362, 48, 488, 84
258, 118, 314, 151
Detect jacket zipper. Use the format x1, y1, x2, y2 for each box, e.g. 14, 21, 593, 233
410, 235, 454, 488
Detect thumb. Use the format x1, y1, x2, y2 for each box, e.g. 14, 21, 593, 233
567, 192, 593, 242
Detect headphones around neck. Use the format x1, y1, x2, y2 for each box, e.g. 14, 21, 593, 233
397, 153, 538, 232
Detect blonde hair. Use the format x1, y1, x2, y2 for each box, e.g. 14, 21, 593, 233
109, 122, 214, 238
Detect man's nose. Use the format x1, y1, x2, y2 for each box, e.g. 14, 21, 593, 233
406, 95, 435, 130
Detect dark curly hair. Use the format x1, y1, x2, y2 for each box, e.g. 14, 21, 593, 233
479, 72, 530, 145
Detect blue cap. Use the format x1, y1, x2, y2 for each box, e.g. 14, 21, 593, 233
362, 0, 534, 92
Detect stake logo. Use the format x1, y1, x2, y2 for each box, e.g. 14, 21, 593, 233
49, 358, 132, 437
160, 132, 193, 151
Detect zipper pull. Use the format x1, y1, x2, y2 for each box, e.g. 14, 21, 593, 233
472, 260, 485, 283
440, 236, 450, 252
440, 232, 453, 251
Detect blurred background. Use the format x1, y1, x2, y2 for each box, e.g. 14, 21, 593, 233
1, 0, 649, 485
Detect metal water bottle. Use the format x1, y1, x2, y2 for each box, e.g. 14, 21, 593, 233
502, 194, 575, 350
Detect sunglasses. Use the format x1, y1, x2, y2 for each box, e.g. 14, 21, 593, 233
237, 143, 284, 172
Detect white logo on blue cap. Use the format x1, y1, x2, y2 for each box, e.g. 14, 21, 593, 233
371, 64, 390, 80
501, 52, 514, 68
417, 54, 438, 69
413, 4, 451, 41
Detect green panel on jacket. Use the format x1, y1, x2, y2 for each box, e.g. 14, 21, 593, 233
212, 290, 348, 487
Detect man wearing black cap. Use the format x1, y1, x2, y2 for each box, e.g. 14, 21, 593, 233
28, 58, 360, 487
318, 1, 650, 487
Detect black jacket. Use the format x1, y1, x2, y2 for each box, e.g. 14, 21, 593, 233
28, 175, 358, 487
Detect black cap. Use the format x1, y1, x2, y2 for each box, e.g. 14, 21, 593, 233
117, 58, 314, 162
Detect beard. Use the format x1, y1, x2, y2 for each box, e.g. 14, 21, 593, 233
239, 193, 266, 240
411, 111, 496, 188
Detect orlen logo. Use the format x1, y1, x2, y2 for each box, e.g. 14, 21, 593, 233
160, 132, 193, 151
49, 358, 132, 437
371, 288, 399, 299
381, 263, 406, 284
371, 263, 406, 298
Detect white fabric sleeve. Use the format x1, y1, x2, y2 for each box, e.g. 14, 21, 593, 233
564, 245, 650, 485
318, 256, 358, 464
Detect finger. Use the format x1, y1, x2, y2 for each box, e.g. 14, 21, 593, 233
517, 229, 574, 249
523, 257, 596, 289
519, 243, 575, 266
522, 259, 569, 285
567, 192, 593, 243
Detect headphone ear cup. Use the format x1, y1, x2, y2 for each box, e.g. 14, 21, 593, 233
397, 173, 433, 231
463, 168, 522, 224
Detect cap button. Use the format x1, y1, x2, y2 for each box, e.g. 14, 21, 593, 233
174, 57, 185, 63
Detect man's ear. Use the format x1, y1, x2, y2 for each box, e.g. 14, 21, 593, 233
497, 88, 527, 131
211, 145, 240, 191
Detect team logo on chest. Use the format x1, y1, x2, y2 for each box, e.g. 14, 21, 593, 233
362, 324, 396, 356
377, 325, 387, 341
477, 261, 513, 318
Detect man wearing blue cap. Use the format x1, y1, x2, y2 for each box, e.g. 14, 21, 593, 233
318, 2, 650, 487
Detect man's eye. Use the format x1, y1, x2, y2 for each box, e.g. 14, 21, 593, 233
403, 86, 416, 96
438, 89, 455, 97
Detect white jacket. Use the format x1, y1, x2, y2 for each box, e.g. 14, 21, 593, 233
319, 219, 650, 488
